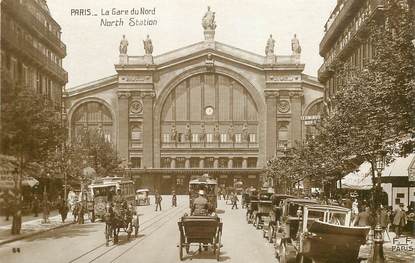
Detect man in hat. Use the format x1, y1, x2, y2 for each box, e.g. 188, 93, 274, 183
192, 190, 209, 216
171, 190, 177, 207
155, 191, 162, 211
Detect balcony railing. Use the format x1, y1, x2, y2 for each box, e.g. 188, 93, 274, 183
3, 24, 68, 83
2, 0, 66, 56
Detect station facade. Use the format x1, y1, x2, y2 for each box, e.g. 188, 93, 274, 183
65, 15, 323, 193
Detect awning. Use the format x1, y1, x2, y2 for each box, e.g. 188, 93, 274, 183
338, 161, 373, 190
382, 154, 414, 178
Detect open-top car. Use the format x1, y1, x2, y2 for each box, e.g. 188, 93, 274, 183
135, 189, 150, 206
275, 201, 370, 263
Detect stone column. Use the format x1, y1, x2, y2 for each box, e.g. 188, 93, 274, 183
117, 91, 130, 165
242, 158, 248, 169
199, 158, 205, 168
290, 92, 302, 145
171, 158, 176, 169
265, 91, 278, 160
185, 158, 190, 169
142, 92, 155, 168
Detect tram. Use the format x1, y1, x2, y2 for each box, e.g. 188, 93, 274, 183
87, 176, 135, 222
188, 174, 218, 210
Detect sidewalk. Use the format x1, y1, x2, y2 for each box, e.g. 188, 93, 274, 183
0, 210, 60, 227
0, 213, 75, 246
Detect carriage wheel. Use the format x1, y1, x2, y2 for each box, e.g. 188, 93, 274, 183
179, 234, 184, 261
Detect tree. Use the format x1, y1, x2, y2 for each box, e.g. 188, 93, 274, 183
1, 83, 64, 234
266, 0, 414, 204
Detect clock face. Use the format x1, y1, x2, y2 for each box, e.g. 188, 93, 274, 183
205, 106, 214, 116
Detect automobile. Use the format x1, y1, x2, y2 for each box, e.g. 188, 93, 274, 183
275, 201, 370, 263
135, 189, 150, 206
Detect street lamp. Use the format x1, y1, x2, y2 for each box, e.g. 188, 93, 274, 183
372, 152, 386, 263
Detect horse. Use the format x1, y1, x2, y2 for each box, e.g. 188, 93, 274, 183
104, 202, 134, 245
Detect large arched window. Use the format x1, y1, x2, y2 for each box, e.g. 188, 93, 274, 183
160, 73, 259, 147
71, 101, 113, 142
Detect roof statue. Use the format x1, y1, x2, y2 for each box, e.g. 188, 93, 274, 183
265, 34, 275, 56
291, 34, 302, 56
143, 34, 153, 55
202, 6, 217, 30
119, 35, 128, 55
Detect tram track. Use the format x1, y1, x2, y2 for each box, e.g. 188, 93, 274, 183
68, 204, 188, 263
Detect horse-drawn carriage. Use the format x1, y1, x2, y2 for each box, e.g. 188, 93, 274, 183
252, 192, 273, 230
87, 177, 135, 222
178, 215, 223, 261
245, 190, 259, 224
262, 194, 294, 242
104, 203, 139, 246
274, 199, 370, 263
189, 175, 218, 211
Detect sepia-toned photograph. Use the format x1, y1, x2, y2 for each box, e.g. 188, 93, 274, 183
0, 0, 414, 262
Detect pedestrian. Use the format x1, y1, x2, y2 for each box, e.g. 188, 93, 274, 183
231, 193, 239, 209
58, 199, 69, 223
353, 206, 371, 227
4, 195, 11, 221
77, 202, 85, 224
393, 203, 407, 237
171, 190, 177, 207
343, 194, 353, 209
32, 195, 40, 217
155, 191, 162, 211
192, 190, 209, 216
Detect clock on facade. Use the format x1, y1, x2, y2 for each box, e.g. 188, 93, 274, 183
205, 106, 214, 116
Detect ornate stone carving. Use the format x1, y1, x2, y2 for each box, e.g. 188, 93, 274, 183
141, 91, 156, 99
130, 100, 143, 114
185, 123, 192, 142
199, 123, 206, 142
202, 6, 216, 30
264, 90, 279, 99
117, 91, 131, 99
270, 75, 301, 82
289, 91, 302, 98
278, 100, 290, 113
242, 123, 249, 142
202, 6, 216, 41
205, 53, 215, 71
291, 34, 302, 56
119, 35, 128, 54
213, 124, 220, 142
265, 34, 275, 56
143, 35, 153, 55
227, 124, 235, 143
170, 124, 178, 142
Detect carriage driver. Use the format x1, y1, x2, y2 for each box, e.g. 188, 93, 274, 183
191, 190, 210, 216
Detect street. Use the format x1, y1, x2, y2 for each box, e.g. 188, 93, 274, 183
0, 196, 275, 263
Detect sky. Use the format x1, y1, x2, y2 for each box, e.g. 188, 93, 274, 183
47, 0, 336, 89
